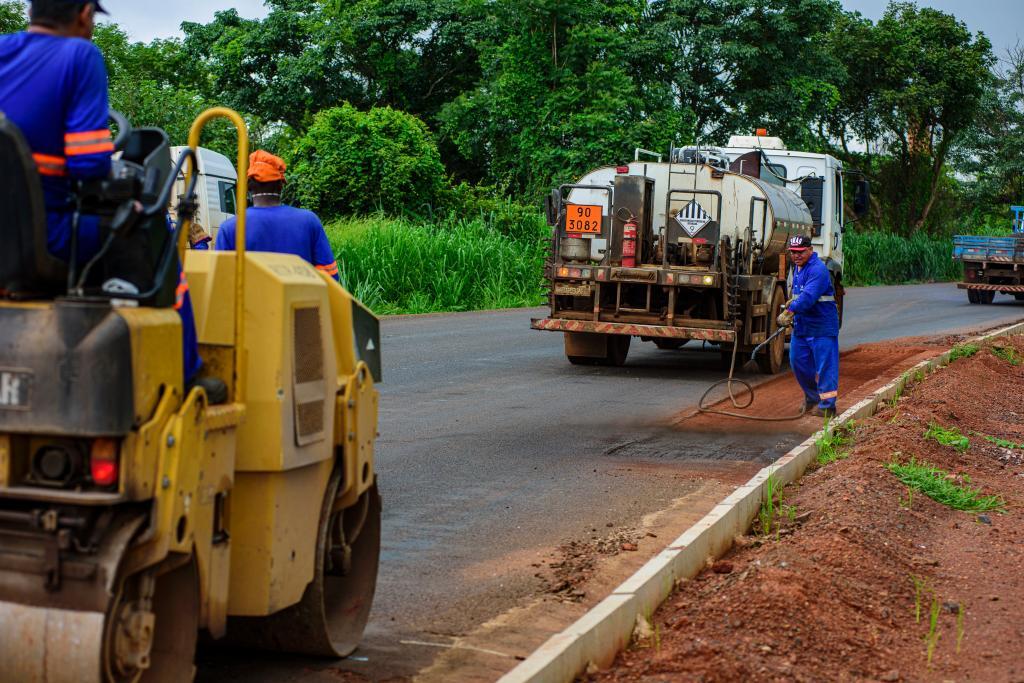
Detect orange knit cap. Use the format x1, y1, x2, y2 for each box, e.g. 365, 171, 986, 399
247, 150, 287, 183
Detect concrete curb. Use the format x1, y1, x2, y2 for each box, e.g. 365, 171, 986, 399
499, 321, 1024, 683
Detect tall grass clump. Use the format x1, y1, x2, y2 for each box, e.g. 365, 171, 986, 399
886, 457, 1006, 512
326, 213, 550, 315
845, 231, 961, 286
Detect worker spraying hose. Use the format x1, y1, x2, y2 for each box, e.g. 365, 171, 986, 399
778, 235, 840, 418
699, 234, 840, 421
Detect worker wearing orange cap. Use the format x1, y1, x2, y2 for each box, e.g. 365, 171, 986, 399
215, 150, 339, 281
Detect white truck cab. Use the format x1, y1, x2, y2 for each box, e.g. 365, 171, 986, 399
720, 135, 847, 269
169, 146, 238, 243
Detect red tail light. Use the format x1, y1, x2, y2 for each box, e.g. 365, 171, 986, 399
90, 438, 119, 488
616, 166, 630, 174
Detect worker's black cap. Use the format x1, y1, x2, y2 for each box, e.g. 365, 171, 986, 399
30, 0, 108, 15
787, 235, 812, 250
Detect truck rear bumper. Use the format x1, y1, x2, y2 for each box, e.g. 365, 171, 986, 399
957, 283, 1024, 292
530, 317, 736, 343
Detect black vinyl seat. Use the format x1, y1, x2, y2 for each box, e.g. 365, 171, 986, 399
0, 112, 67, 298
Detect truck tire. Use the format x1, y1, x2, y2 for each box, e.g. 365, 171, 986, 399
653, 339, 687, 350
968, 289, 980, 304
980, 290, 995, 304
757, 287, 787, 374
565, 332, 630, 366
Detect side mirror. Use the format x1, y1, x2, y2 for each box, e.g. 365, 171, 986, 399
544, 189, 561, 227
853, 180, 870, 218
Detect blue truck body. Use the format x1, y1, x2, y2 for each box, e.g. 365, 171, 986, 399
953, 230, 1024, 304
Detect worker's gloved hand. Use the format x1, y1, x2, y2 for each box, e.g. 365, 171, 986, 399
777, 309, 795, 328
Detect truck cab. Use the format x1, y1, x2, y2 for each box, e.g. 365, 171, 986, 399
719, 135, 848, 274
170, 145, 238, 244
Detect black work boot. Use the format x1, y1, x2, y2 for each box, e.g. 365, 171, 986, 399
810, 406, 836, 419
188, 376, 228, 405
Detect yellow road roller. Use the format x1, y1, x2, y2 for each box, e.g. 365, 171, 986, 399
0, 109, 381, 682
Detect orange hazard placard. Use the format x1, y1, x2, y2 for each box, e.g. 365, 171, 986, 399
566, 204, 602, 235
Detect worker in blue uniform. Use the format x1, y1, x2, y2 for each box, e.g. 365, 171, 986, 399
777, 235, 840, 418
216, 150, 340, 281
0, 0, 220, 399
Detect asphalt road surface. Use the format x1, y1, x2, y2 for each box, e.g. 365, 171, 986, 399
197, 283, 1023, 682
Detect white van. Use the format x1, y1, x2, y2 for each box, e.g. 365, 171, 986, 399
169, 146, 238, 244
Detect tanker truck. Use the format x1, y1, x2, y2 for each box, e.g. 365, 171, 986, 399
531, 133, 869, 371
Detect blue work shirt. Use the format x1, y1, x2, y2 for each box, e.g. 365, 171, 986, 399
0, 32, 114, 261
787, 252, 839, 338
216, 205, 339, 281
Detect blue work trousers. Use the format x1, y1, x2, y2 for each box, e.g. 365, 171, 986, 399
790, 335, 839, 410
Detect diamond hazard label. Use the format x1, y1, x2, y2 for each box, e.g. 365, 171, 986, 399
675, 199, 712, 237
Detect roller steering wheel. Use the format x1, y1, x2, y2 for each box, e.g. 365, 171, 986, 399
108, 109, 132, 152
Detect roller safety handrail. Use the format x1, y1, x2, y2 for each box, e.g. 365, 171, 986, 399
186, 108, 250, 402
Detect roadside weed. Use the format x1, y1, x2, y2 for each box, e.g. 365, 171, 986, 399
982, 434, 1024, 449
913, 369, 926, 383
887, 457, 1005, 512
925, 597, 941, 667
816, 421, 855, 466
756, 474, 785, 537
924, 422, 970, 451
991, 345, 1021, 366
948, 343, 980, 363
900, 484, 914, 510
911, 575, 930, 623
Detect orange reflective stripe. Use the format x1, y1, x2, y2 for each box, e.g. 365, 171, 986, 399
65, 130, 115, 156
66, 141, 115, 156
819, 391, 838, 400
33, 153, 67, 177
316, 262, 339, 276
65, 129, 113, 143
173, 273, 189, 311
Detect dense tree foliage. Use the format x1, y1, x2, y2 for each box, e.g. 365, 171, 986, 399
287, 104, 450, 216
0, 0, 25, 34
0, 0, 1017, 235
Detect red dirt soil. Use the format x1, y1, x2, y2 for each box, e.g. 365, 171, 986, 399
676, 340, 949, 433
591, 334, 1024, 683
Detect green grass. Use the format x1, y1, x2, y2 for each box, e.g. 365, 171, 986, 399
756, 473, 786, 537
924, 422, 970, 451
982, 434, 1024, 449
326, 213, 550, 315
886, 457, 1006, 512
991, 345, 1021, 366
845, 231, 962, 286
948, 343, 980, 362
816, 421, 855, 466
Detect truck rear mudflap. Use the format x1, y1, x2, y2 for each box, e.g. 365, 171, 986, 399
530, 317, 736, 343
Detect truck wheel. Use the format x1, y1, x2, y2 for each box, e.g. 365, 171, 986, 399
653, 339, 686, 350
979, 290, 995, 304
1015, 294, 1024, 301
968, 289, 980, 304
757, 287, 786, 374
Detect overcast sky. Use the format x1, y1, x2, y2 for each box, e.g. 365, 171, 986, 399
95, 0, 1022, 57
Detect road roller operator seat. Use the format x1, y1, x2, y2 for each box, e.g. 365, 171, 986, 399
0, 113, 68, 299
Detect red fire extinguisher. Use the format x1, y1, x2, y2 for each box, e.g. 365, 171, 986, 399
622, 217, 638, 267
